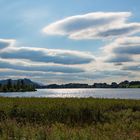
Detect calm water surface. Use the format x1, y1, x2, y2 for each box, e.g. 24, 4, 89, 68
0, 88, 140, 99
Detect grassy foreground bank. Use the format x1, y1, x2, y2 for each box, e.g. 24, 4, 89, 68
0, 97, 139, 140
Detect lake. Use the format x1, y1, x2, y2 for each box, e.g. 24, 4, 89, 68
0, 88, 140, 99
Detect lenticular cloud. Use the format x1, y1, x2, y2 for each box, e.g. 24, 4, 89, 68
43, 12, 140, 40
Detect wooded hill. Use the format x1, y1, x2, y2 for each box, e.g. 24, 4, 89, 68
0, 79, 39, 92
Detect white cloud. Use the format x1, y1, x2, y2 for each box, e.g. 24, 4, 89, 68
0, 58, 85, 73
0, 39, 15, 49
103, 36, 140, 63
0, 68, 134, 84
0, 39, 95, 65
43, 12, 140, 40
122, 65, 140, 71
0, 39, 95, 74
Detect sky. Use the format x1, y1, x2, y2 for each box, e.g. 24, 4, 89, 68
0, 0, 140, 84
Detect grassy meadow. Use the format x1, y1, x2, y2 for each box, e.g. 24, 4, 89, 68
0, 97, 139, 140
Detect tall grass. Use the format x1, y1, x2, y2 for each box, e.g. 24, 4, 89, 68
0, 97, 139, 139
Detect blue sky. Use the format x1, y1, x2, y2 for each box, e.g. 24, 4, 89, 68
0, 0, 140, 84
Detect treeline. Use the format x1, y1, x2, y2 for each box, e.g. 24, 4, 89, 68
46, 80, 140, 88
0, 79, 36, 92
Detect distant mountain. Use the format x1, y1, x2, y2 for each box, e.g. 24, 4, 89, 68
0, 78, 45, 92
0, 78, 42, 88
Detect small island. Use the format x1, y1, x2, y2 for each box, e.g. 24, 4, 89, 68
0, 79, 37, 92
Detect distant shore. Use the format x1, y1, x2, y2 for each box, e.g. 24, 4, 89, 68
44, 80, 140, 88
0, 79, 140, 92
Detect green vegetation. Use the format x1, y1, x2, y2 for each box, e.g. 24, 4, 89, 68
0, 79, 36, 92
0, 97, 139, 139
